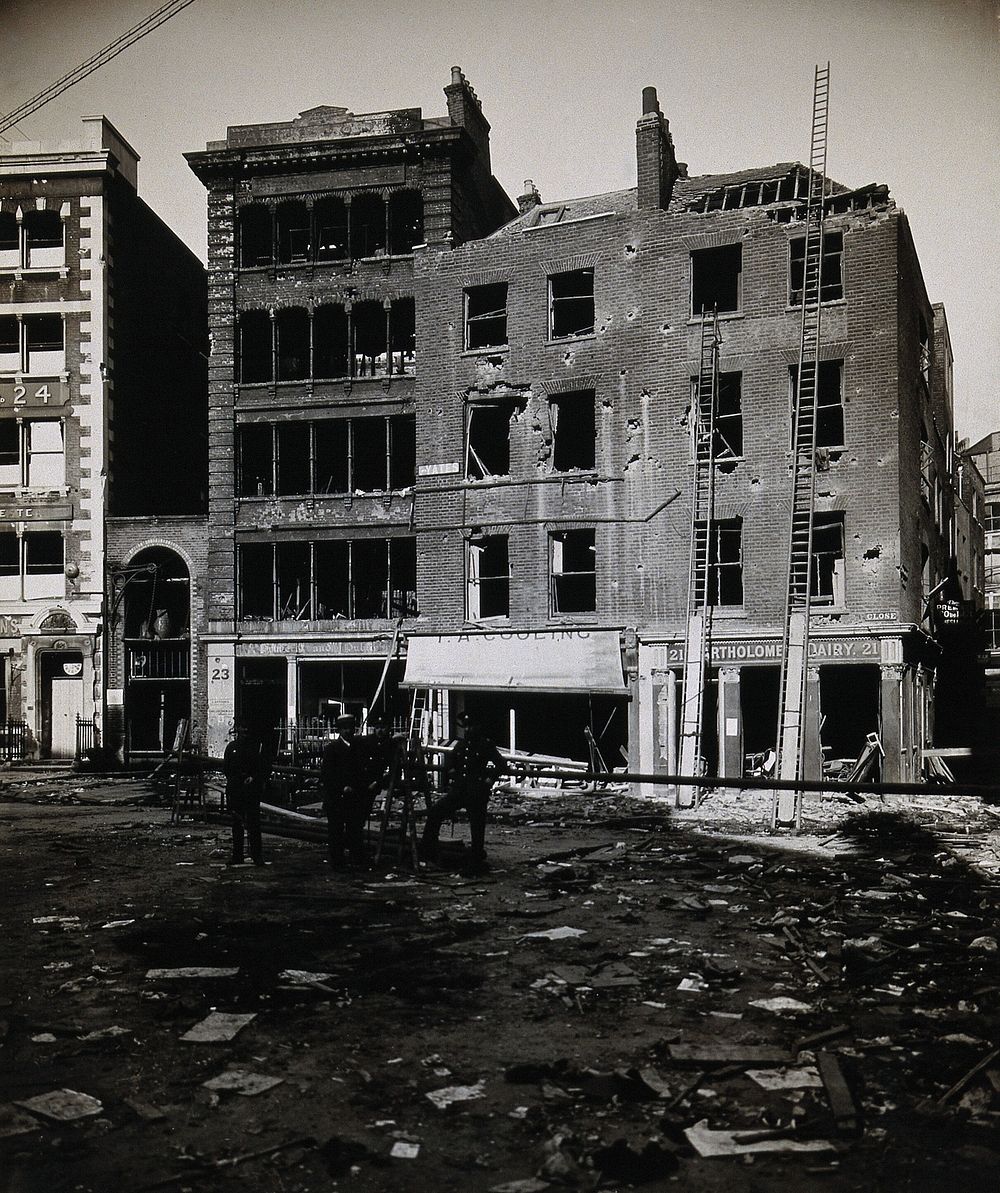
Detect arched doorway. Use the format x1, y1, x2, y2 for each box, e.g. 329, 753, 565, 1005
123, 547, 191, 756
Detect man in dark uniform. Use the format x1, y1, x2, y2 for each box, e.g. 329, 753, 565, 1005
422, 711, 504, 871
223, 725, 268, 866
320, 714, 370, 866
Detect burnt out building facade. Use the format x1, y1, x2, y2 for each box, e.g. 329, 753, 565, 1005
405, 88, 958, 783
0, 118, 206, 760
186, 69, 515, 755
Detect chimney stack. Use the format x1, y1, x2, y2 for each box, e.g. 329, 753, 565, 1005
518, 179, 541, 214
636, 86, 679, 210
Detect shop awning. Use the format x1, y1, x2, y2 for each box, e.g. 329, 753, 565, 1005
401, 630, 627, 694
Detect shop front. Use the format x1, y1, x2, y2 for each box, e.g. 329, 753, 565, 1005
637, 629, 935, 791
401, 629, 630, 766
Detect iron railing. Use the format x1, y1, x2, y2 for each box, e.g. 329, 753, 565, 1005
75, 716, 98, 761
0, 719, 27, 763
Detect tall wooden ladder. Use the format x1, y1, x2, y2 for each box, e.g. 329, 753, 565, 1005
677, 309, 720, 805
774, 63, 831, 828
408, 687, 430, 746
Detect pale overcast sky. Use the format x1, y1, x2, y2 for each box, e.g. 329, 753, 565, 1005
2, 0, 998, 440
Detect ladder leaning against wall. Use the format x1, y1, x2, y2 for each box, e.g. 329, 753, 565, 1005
677, 309, 721, 806
774, 63, 831, 828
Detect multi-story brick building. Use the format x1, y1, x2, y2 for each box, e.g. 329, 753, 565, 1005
404, 87, 960, 783
0, 118, 206, 759
185, 69, 515, 756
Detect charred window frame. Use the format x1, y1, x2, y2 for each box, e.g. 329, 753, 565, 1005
313, 304, 349, 379
276, 422, 311, 496
389, 414, 416, 489
238, 311, 273, 383
691, 244, 742, 315
238, 423, 274, 497
549, 269, 595, 339
238, 542, 275, 618
467, 535, 510, 620
706, 519, 744, 606
388, 191, 423, 255
389, 298, 416, 375
550, 528, 596, 614
315, 197, 349, 262
277, 541, 311, 619
716, 372, 743, 459
464, 283, 508, 350
789, 232, 843, 305
466, 399, 517, 479
350, 193, 387, 259
275, 308, 310, 381
790, 361, 845, 450
238, 205, 273, 268
549, 389, 596, 471
276, 202, 311, 265
811, 513, 845, 606
352, 300, 387, 377
389, 537, 418, 617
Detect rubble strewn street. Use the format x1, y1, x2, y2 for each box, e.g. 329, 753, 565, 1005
3, 774, 1000, 1191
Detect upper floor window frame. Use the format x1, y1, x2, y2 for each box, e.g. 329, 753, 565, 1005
0, 208, 66, 274
788, 230, 844, 306
548, 269, 595, 341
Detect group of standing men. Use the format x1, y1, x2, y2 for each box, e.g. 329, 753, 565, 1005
223, 710, 505, 872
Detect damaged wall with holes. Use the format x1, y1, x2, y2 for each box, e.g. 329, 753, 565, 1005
186, 69, 516, 754
409, 87, 966, 777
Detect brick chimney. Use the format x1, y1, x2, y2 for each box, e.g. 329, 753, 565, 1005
636, 86, 679, 210
445, 66, 492, 171
517, 179, 541, 214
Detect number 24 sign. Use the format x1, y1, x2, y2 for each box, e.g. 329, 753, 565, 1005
0, 380, 68, 409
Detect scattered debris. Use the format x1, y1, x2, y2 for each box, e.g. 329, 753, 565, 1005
15, 1089, 103, 1122
425, 1081, 486, 1109
747, 1066, 823, 1090
203, 1070, 283, 1096
816, 1052, 861, 1136
748, 996, 813, 1015
181, 1012, 256, 1042
684, 1118, 835, 1158
668, 1044, 794, 1066
146, 967, 239, 979
390, 1141, 421, 1159
519, 927, 587, 942
0, 1104, 43, 1137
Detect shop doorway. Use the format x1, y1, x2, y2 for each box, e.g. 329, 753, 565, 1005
40, 651, 84, 759
740, 666, 780, 758
820, 665, 880, 772
461, 692, 629, 767
237, 658, 287, 735
297, 659, 406, 730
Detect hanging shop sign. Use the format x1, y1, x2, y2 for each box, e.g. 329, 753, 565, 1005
652, 635, 884, 667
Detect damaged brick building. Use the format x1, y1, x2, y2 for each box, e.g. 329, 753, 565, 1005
186, 68, 515, 756
404, 87, 960, 783
184, 71, 963, 783
0, 119, 206, 760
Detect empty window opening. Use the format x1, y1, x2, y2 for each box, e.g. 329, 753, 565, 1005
276, 308, 309, 381
24, 530, 63, 598
918, 312, 930, 384
468, 535, 510, 619
353, 300, 387, 377
238, 424, 274, 496
549, 269, 595, 338
389, 298, 416, 375
314, 420, 349, 494
389, 537, 418, 617
467, 400, 516, 479
315, 540, 350, 618
313, 304, 349, 378
23, 211, 63, 265
0, 421, 19, 485
238, 205, 273, 268
26, 420, 64, 488
0, 214, 17, 256
352, 538, 389, 618
706, 518, 744, 606
276, 422, 310, 496
24, 314, 63, 371
0, 532, 17, 599
0, 316, 17, 366
389, 414, 416, 489
789, 231, 843, 304
691, 244, 742, 315
276, 541, 311, 619
465, 283, 508, 349
315, 196, 348, 262
550, 389, 596, 471
276, 202, 311, 265
550, 528, 596, 614
811, 512, 845, 606
791, 360, 844, 449
920, 420, 932, 506
352, 417, 388, 492
239, 311, 272, 383
716, 372, 743, 459
239, 542, 274, 618
388, 190, 423, 254
350, 193, 386, 259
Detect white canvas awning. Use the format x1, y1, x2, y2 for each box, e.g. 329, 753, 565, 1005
401, 630, 626, 694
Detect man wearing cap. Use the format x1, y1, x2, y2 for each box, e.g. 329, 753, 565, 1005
422, 711, 504, 871
223, 725, 268, 866
320, 713, 370, 866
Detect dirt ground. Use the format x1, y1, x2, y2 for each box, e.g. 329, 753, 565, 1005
2, 772, 1000, 1193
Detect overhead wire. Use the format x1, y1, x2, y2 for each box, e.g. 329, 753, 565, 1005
0, 0, 200, 137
